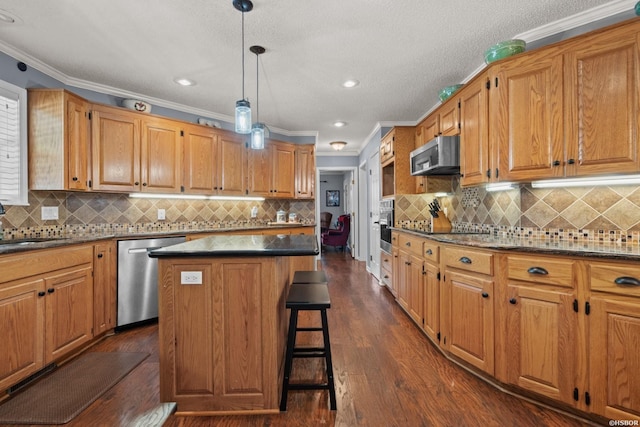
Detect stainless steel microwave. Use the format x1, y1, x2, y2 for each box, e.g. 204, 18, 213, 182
410, 135, 460, 176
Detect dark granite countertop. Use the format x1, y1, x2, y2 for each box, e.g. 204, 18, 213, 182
148, 234, 319, 258
393, 227, 640, 261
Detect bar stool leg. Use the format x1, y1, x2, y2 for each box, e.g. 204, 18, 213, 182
280, 308, 299, 411
321, 308, 337, 410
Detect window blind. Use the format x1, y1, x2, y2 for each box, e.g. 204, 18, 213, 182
0, 80, 27, 206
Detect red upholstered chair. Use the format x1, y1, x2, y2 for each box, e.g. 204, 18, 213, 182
321, 214, 350, 252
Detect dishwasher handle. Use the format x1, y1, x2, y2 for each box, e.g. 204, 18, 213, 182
128, 246, 165, 254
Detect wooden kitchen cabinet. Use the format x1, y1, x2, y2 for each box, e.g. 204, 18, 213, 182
28, 89, 91, 191
396, 233, 424, 326
459, 73, 490, 187
490, 47, 564, 182
503, 254, 578, 406
381, 126, 416, 198
564, 23, 640, 177
247, 141, 295, 198
182, 124, 217, 194
217, 131, 247, 196
420, 98, 460, 142
441, 246, 494, 374
380, 250, 394, 295
0, 245, 94, 391
422, 241, 440, 343
93, 241, 116, 336
91, 105, 182, 193
588, 260, 640, 421
295, 145, 315, 199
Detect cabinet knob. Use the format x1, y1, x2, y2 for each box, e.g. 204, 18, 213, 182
405, 242, 411, 247
142, 182, 147, 187
38, 291, 46, 297
553, 160, 561, 166
97, 253, 104, 258
426, 249, 433, 255
47, 288, 55, 294
567, 158, 576, 165
384, 275, 389, 279
481, 292, 489, 298
509, 298, 517, 305
134, 182, 140, 186
72, 176, 78, 181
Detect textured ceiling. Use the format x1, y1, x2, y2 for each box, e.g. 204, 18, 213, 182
0, 0, 635, 154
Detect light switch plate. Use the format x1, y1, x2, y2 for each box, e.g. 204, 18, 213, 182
41, 206, 59, 220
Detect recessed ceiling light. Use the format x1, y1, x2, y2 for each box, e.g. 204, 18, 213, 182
342, 80, 359, 88
0, 9, 18, 24
174, 78, 196, 86
333, 121, 347, 127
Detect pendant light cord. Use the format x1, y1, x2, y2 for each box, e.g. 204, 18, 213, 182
241, 10, 246, 101
255, 51, 259, 122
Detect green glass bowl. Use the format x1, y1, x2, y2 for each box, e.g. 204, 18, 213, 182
438, 84, 463, 102
484, 39, 526, 64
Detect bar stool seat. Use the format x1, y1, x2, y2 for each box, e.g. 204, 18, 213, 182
292, 270, 327, 285
280, 283, 336, 411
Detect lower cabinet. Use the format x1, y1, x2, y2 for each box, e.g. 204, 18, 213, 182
93, 241, 116, 336
422, 261, 440, 343
0, 245, 94, 391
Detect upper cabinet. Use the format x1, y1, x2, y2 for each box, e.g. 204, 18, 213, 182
564, 24, 640, 176
381, 126, 416, 198
420, 97, 460, 143
28, 89, 91, 191
247, 141, 296, 198
217, 132, 247, 196
459, 73, 490, 187
295, 145, 315, 199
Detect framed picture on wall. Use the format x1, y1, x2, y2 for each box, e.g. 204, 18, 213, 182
326, 190, 340, 207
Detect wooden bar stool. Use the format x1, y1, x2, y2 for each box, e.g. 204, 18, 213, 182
280, 283, 337, 411
292, 270, 327, 284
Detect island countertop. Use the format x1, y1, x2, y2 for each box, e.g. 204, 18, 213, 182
148, 234, 319, 258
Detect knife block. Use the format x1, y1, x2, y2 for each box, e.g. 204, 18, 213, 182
431, 212, 452, 233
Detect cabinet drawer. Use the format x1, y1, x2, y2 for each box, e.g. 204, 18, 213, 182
381, 264, 393, 287
443, 247, 493, 275
398, 233, 423, 256
422, 241, 439, 264
381, 251, 393, 270
589, 262, 640, 298
507, 255, 574, 288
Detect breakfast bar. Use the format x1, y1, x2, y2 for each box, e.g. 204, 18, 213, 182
149, 234, 319, 415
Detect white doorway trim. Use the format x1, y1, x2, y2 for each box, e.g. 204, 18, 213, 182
316, 166, 360, 261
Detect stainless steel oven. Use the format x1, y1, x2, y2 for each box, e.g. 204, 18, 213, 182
380, 199, 394, 254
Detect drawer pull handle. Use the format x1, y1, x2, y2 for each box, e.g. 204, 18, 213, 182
527, 266, 548, 275
481, 292, 489, 298
426, 249, 433, 255
405, 242, 411, 247
459, 256, 472, 264
614, 276, 640, 286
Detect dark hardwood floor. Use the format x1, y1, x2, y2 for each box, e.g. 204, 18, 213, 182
2, 251, 596, 427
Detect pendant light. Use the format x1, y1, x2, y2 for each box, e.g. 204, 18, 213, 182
233, 0, 253, 134
250, 45, 266, 149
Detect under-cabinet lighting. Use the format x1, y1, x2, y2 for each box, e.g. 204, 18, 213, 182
433, 192, 452, 197
129, 194, 265, 201
485, 182, 516, 192
531, 175, 640, 189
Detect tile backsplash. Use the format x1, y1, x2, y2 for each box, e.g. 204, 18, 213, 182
396, 177, 640, 244
0, 191, 315, 239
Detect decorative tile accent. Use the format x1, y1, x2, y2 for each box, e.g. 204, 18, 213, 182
0, 191, 315, 239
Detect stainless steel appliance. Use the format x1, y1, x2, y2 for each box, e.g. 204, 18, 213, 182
117, 236, 186, 328
410, 135, 460, 176
380, 199, 394, 254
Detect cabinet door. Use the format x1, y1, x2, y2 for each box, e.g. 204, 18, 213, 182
492, 52, 564, 181
459, 75, 490, 186
183, 125, 217, 194
218, 132, 247, 196
93, 242, 116, 335
66, 95, 91, 190
407, 253, 423, 325
140, 117, 182, 193
423, 115, 439, 140
44, 265, 94, 362
423, 262, 440, 343
439, 100, 460, 137
565, 28, 640, 176
397, 250, 410, 311
444, 269, 494, 374
295, 145, 315, 199
247, 146, 272, 197
91, 106, 141, 191
506, 285, 576, 405
272, 143, 295, 198
0, 278, 45, 391
590, 295, 640, 421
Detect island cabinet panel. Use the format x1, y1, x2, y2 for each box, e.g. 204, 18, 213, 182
158, 256, 289, 414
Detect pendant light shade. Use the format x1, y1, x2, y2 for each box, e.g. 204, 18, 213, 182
233, 0, 253, 134
250, 45, 266, 149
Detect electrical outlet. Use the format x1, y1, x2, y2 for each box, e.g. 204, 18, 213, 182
157, 209, 166, 220
181, 271, 202, 285
41, 206, 59, 220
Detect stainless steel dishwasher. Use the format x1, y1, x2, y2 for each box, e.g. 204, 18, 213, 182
117, 236, 186, 328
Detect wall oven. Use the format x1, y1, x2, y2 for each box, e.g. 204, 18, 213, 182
380, 199, 394, 254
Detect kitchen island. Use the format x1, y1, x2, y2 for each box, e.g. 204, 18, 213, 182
148, 234, 319, 415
